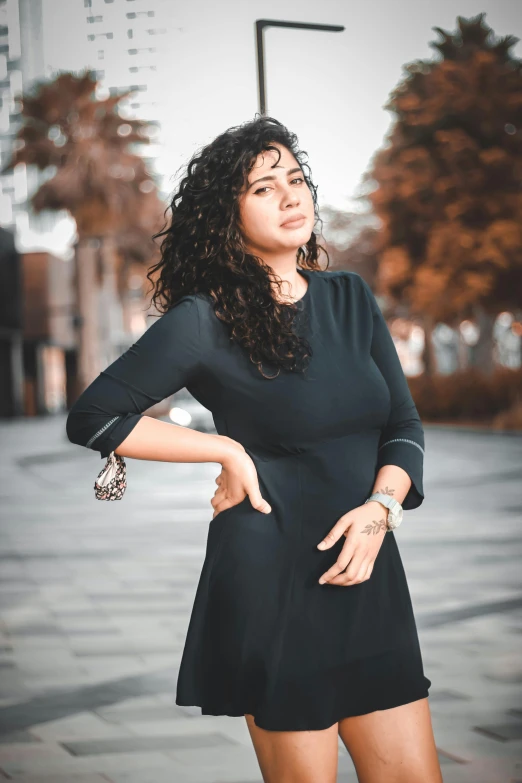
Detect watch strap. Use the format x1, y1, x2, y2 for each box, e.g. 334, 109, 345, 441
369, 492, 400, 510
364, 493, 403, 530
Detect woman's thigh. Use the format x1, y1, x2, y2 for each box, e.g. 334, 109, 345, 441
244, 713, 339, 783
338, 697, 443, 783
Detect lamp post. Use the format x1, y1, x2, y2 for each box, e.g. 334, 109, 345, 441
255, 19, 345, 115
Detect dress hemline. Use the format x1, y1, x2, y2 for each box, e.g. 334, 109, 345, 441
176, 678, 432, 732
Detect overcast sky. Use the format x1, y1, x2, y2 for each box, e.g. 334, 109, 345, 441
41, 0, 522, 216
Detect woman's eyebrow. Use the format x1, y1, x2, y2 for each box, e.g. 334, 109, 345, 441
247, 167, 303, 189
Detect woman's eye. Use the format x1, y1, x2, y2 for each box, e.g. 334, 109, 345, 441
254, 178, 304, 195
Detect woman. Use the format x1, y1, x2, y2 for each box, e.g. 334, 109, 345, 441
66, 115, 442, 783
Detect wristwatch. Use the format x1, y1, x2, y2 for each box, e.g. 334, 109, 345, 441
364, 492, 403, 531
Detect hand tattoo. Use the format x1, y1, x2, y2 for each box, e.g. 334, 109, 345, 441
361, 518, 388, 535
379, 486, 395, 496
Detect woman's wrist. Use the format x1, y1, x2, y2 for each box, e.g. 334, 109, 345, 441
366, 499, 388, 515
216, 435, 246, 467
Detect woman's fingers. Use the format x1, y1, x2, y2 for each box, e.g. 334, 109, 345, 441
247, 482, 272, 514
212, 483, 272, 518
338, 556, 370, 586
321, 550, 365, 586
320, 554, 375, 587
318, 543, 355, 584
212, 502, 231, 519
212, 453, 271, 517
317, 518, 350, 551
223, 450, 272, 515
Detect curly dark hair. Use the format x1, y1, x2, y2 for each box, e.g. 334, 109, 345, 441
147, 115, 329, 378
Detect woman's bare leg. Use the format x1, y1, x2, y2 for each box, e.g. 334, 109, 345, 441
244, 713, 339, 783
338, 697, 443, 783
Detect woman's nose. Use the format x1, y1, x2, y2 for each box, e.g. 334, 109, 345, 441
282, 189, 299, 207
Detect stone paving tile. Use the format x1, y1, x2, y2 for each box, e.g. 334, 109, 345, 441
110, 719, 194, 738
435, 747, 470, 765
63, 629, 122, 637
102, 770, 227, 783
0, 668, 180, 734
71, 646, 179, 657
61, 732, 237, 756
105, 767, 265, 783
63, 661, 148, 679
165, 745, 266, 781
0, 750, 178, 777
81, 750, 200, 775
95, 696, 175, 715
29, 713, 135, 743
472, 722, 522, 742
0, 742, 95, 777
0, 731, 39, 745
51, 609, 109, 619
2, 776, 111, 783
95, 706, 189, 723
85, 592, 186, 602
428, 689, 472, 703
418, 596, 522, 629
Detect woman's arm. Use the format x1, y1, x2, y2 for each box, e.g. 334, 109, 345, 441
67, 294, 272, 512
110, 416, 239, 464
367, 463, 412, 508
357, 274, 425, 510
66, 295, 236, 465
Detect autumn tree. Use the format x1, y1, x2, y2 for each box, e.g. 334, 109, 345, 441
320, 205, 379, 278
2, 69, 165, 391
365, 14, 522, 374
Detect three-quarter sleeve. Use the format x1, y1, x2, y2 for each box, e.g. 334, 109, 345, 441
358, 275, 425, 510
66, 295, 203, 459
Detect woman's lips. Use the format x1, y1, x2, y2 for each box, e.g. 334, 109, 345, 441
280, 216, 306, 229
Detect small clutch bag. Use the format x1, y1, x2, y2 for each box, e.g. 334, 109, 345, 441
94, 451, 127, 501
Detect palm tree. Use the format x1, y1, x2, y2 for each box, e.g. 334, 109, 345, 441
2, 68, 165, 392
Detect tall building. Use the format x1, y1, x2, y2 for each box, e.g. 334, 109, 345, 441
82, 0, 174, 200
0, 0, 60, 239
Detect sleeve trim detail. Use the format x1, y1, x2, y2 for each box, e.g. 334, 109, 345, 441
378, 437, 425, 456
86, 416, 120, 449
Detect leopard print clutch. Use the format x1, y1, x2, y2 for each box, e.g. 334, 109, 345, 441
94, 451, 127, 501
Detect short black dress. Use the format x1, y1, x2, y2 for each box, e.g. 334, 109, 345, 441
66, 269, 432, 731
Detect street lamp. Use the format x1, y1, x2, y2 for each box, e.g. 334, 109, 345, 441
255, 19, 345, 115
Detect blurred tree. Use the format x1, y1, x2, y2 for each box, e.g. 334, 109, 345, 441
365, 13, 522, 375
320, 205, 380, 280
2, 69, 165, 391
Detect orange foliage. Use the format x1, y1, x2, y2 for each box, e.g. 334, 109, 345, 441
365, 13, 522, 318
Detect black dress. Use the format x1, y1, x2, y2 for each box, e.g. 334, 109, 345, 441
66, 268, 431, 731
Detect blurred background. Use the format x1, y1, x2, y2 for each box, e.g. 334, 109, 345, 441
0, 1, 521, 782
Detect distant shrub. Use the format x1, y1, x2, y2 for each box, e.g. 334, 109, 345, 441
409, 367, 522, 429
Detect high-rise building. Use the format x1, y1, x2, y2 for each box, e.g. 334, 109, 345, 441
82, 0, 173, 200
0, 0, 60, 239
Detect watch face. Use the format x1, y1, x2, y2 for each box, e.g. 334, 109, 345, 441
388, 506, 403, 528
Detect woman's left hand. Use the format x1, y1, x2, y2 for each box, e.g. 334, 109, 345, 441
316, 500, 388, 586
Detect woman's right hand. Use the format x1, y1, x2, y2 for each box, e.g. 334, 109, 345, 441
211, 437, 272, 519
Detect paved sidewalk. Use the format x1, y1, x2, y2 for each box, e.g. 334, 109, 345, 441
0, 414, 521, 782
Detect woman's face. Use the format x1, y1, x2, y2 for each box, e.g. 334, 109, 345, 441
237, 143, 315, 258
